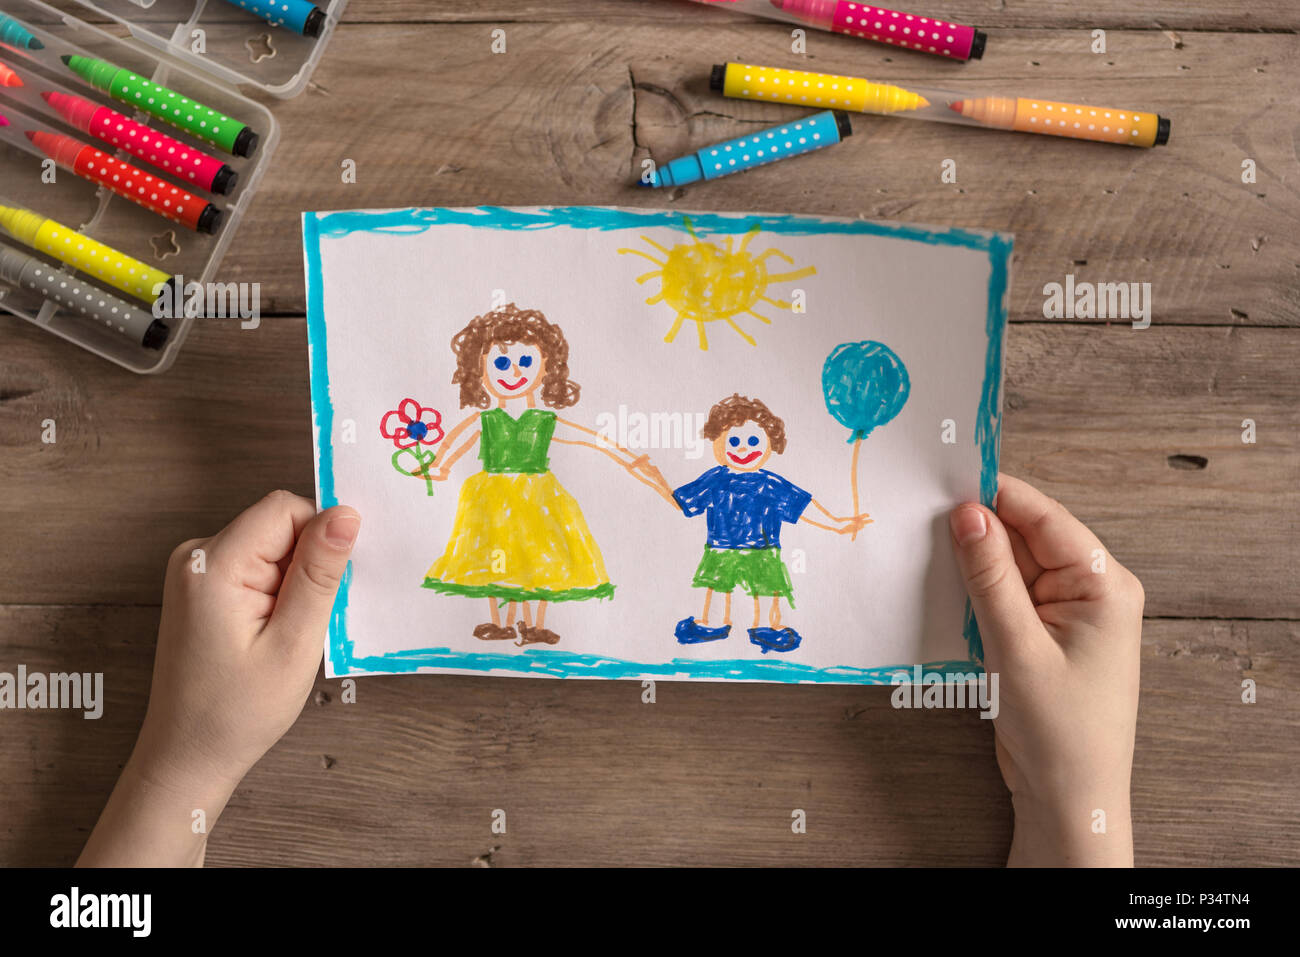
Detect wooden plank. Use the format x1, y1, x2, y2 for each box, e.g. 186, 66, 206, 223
47, 23, 1286, 325
0, 604, 1292, 866
45, 0, 1300, 30
1, 316, 1296, 618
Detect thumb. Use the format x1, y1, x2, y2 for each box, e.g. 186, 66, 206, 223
949, 504, 1041, 663
269, 506, 361, 645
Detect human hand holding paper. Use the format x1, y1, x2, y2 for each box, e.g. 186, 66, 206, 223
949, 473, 1143, 867
79, 491, 360, 866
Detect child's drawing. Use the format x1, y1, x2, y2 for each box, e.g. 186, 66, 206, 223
618, 218, 816, 350
648, 394, 870, 653
822, 342, 911, 541
416, 304, 665, 646
304, 205, 1011, 682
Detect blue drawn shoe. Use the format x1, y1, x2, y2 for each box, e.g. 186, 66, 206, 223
675, 617, 731, 644
748, 626, 802, 653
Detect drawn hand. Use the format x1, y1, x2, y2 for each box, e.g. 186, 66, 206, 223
78, 491, 360, 866
949, 473, 1142, 867
837, 513, 873, 534
393, 447, 440, 480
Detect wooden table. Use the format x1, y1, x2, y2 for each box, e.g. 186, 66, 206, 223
2, 1, 1297, 867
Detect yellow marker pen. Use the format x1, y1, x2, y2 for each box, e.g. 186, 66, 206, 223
712, 62, 928, 115
0, 203, 173, 302
712, 62, 1171, 148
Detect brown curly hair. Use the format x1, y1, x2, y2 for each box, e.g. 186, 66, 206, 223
450, 304, 580, 410
700, 394, 787, 454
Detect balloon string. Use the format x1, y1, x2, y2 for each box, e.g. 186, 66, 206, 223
850, 436, 863, 542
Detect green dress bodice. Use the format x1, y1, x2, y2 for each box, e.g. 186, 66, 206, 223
478, 408, 556, 474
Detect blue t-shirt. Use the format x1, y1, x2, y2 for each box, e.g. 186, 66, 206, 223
673, 466, 812, 549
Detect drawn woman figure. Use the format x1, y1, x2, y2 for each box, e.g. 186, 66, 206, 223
418, 303, 664, 645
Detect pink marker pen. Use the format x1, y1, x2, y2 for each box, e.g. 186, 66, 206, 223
686, 0, 986, 60
41, 90, 238, 195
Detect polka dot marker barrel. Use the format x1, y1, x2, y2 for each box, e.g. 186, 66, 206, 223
61, 55, 260, 157
0, 243, 169, 349
712, 62, 929, 115
950, 97, 1169, 147
683, 0, 986, 60
42, 91, 238, 195
0, 203, 175, 303
216, 0, 327, 37
25, 130, 222, 233
645, 110, 851, 188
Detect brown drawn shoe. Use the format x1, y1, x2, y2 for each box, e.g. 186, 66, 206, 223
473, 622, 517, 641
515, 622, 561, 646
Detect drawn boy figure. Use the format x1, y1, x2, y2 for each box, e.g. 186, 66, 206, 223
657, 394, 870, 653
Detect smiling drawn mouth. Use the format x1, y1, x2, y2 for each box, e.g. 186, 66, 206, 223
496, 377, 528, 391
728, 450, 761, 464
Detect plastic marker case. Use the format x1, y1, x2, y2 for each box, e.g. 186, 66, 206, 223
0, 0, 349, 373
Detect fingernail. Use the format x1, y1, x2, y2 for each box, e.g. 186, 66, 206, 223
326, 513, 361, 547
950, 506, 987, 545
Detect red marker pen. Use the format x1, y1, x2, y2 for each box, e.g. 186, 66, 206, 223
25, 129, 222, 234
41, 91, 238, 195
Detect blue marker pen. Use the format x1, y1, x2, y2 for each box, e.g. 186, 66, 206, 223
217, 0, 327, 37
644, 110, 851, 187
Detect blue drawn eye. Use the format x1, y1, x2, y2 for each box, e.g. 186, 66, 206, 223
493, 355, 511, 371
747, 435, 760, 446
729, 436, 740, 447
518, 355, 533, 368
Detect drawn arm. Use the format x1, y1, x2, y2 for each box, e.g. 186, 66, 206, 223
801, 496, 873, 534
411, 411, 480, 481
553, 416, 677, 505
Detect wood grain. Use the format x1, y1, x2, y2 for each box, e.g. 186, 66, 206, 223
1, 604, 1292, 866
74, 22, 1294, 325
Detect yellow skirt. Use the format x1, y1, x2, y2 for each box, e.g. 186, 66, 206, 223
423, 471, 613, 602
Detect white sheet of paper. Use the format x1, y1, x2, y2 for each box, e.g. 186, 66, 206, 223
304, 206, 1011, 683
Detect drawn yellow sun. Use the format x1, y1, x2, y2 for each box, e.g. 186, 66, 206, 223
618, 219, 816, 350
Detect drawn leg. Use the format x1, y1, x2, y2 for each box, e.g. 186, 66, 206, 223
697, 588, 714, 625
722, 590, 732, 626
505, 601, 516, 627
769, 596, 782, 628
536, 600, 548, 629
752, 595, 761, 628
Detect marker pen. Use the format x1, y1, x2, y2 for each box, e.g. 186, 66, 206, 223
644, 110, 851, 187
0, 242, 170, 349
42, 91, 238, 195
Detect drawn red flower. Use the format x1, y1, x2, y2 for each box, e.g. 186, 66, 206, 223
380, 399, 444, 450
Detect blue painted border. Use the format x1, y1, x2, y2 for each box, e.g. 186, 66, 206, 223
303, 206, 1011, 681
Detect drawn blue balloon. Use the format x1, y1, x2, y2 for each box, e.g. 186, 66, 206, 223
821, 341, 911, 442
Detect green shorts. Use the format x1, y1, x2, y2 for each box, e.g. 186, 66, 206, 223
691, 546, 794, 603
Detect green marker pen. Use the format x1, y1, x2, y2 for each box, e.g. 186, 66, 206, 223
61, 55, 259, 157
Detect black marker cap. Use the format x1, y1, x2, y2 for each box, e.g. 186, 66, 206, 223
233, 126, 259, 158
156, 275, 180, 304
197, 203, 223, 235
1155, 116, 1171, 146
211, 164, 238, 195
143, 318, 171, 350
833, 111, 853, 138
709, 63, 726, 92
303, 7, 326, 38
969, 30, 987, 60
